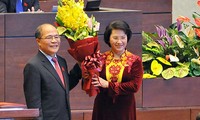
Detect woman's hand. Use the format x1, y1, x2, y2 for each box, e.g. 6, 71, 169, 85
92, 75, 109, 88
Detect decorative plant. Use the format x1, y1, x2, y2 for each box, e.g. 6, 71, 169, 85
142, 0, 200, 79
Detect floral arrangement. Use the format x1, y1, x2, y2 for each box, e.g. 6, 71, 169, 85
142, 0, 200, 80
55, 0, 102, 96
55, 0, 100, 63
55, 0, 100, 41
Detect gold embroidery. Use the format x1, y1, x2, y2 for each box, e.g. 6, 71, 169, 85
105, 50, 134, 82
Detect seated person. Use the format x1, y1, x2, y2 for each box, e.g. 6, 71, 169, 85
0, 1, 7, 13
0, 0, 42, 13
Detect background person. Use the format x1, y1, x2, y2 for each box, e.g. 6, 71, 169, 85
0, 0, 41, 13
91, 20, 143, 120
0, 1, 7, 13
23, 23, 82, 120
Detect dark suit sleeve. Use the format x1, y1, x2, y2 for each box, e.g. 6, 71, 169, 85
33, 0, 40, 10
23, 63, 43, 119
0, 1, 7, 13
69, 63, 82, 90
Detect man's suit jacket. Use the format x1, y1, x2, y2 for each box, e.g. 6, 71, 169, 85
0, 0, 40, 13
23, 51, 82, 120
0, 1, 7, 13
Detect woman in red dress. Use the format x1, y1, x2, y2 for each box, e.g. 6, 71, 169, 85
91, 20, 143, 120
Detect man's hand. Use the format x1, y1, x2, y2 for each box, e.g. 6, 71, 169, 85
27, 7, 43, 12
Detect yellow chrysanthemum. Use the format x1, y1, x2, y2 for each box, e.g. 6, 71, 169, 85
57, 0, 88, 30
55, 0, 100, 41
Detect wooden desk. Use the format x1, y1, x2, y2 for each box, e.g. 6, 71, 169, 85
0, 102, 39, 119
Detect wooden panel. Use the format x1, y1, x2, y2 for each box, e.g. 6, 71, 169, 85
137, 108, 190, 120
0, 102, 26, 108
0, 38, 4, 101
83, 110, 93, 120
191, 107, 200, 120
71, 107, 200, 120
39, 0, 58, 12
5, 13, 56, 37
0, 15, 4, 37
127, 34, 143, 107
5, 37, 38, 103
142, 13, 172, 32
71, 111, 84, 120
100, 0, 172, 13
0, 108, 39, 118
86, 9, 142, 34
39, 0, 172, 13
143, 77, 200, 107
4, 9, 141, 36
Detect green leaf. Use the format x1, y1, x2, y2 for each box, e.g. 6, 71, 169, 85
55, 16, 64, 27
174, 67, 189, 78
64, 33, 75, 41
57, 26, 66, 35
161, 67, 175, 80
178, 31, 189, 43
142, 45, 161, 55
142, 31, 155, 43
193, 69, 200, 76
142, 54, 154, 62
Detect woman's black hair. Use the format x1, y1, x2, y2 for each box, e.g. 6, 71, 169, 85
104, 20, 132, 47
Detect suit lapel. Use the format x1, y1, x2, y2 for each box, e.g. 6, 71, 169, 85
37, 51, 66, 90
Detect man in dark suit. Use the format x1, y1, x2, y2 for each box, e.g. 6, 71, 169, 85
0, 0, 40, 13
23, 23, 82, 120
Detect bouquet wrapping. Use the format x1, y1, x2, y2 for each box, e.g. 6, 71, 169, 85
81, 51, 103, 96
67, 36, 99, 63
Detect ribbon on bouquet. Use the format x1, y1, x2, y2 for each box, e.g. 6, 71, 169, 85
81, 51, 103, 96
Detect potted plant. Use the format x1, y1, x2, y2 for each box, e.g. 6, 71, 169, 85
142, 1, 200, 80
